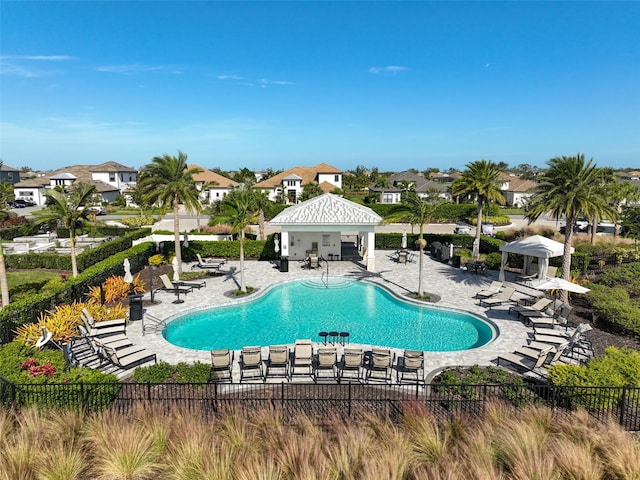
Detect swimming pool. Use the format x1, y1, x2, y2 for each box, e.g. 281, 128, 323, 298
163, 277, 496, 352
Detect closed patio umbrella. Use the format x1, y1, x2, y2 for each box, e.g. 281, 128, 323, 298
123, 258, 133, 284
401, 231, 407, 249
472, 238, 480, 260
183, 231, 189, 248
172, 256, 180, 282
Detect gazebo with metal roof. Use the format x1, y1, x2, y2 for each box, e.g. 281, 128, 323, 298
269, 193, 383, 271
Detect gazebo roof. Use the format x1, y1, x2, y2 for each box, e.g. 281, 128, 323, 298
270, 193, 382, 226
499, 235, 573, 258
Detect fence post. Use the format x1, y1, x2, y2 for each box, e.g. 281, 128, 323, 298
80, 382, 85, 413
281, 381, 284, 408
619, 386, 627, 427
415, 382, 419, 401
348, 381, 352, 417
147, 381, 152, 403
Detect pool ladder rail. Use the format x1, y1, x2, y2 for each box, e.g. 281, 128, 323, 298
319, 256, 329, 287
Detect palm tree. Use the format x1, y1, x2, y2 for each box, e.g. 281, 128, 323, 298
138, 151, 202, 274
525, 153, 616, 302
44, 182, 98, 277
251, 189, 271, 240
211, 187, 259, 293
386, 193, 444, 297
300, 182, 324, 202
451, 160, 505, 251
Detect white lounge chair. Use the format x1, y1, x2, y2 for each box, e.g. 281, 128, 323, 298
479, 287, 517, 309
290, 340, 313, 378
475, 281, 503, 299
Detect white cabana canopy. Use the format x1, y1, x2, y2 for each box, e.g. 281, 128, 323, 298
498, 235, 574, 281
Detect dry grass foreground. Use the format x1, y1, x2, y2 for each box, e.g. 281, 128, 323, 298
1, 403, 639, 480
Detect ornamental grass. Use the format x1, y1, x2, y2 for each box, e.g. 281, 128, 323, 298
0, 402, 638, 480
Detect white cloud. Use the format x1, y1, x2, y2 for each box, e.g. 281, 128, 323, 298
368, 65, 408, 74
94, 63, 180, 74
217, 74, 243, 80
0, 55, 75, 77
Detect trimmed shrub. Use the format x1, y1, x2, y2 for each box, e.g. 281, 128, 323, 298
586, 283, 640, 338
0, 341, 119, 409
548, 347, 640, 409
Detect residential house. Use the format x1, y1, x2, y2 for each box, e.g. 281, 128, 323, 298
253, 163, 342, 203
13, 162, 135, 206
502, 177, 537, 208
368, 171, 450, 204
0, 164, 20, 184
189, 165, 239, 203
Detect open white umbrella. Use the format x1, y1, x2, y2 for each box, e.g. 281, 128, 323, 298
172, 256, 180, 282
401, 231, 407, 249
531, 277, 590, 294
183, 231, 189, 248
123, 258, 133, 284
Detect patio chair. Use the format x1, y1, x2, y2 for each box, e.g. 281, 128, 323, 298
159, 274, 193, 295
290, 339, 313, 378
210, 349, 233, 382
517, 299, 564, 324
239, 346, 264, 382
509, 297, 553, 320
79, 325, 132, 351
497, 345, 553, 374
176, 278, 207, 289
475, 281, 503, 299
314, 347, 338, 382
307, 255, 319, 269
366, 348, 394, 383
81, 313, 126, 338
192, 254, 226, 271
102, 344, 157, 370
92, 336, 147, 359
396, 350, 424, 384
82, 308, 127, 329
479, 287, 517, 309
339, 347, 363, 382
529, 304, 573, 329
534, 322, 590, 338
265, 345, 289, 380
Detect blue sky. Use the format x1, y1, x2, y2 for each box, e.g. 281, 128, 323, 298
1, 1, 638, 173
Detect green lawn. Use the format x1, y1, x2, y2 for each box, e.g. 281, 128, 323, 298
7, 270, 62, 290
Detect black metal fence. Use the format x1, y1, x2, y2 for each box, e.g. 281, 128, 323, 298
1, 379, 639, 430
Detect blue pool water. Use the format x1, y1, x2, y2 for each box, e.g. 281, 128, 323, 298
163, 278, 495, 351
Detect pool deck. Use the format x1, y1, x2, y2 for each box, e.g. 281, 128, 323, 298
126, 251, 533, 382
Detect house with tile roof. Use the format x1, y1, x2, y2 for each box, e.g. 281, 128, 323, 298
368, 171, 450, 204
502, 177, 538, 208
12, 162, 136, 206
253, 163, 342, 204
188, 164, 239, 203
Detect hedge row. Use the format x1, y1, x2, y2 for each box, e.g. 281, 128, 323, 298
56, 224, 136, 238
369, 203, 500, 222
5, 228, 151, 272
0, 242, 155, 342
586, 283, 640, 339
160, 235, 279, 262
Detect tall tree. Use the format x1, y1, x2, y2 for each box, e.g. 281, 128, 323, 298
300, 182, 324, 202
252, 189, 271, 240
451, 160, 505, 249
44, 182, 98, 277
386, 193, 444, 297
138, 151, 202, 274
210, 187, 259, 293
525, 154, 616, 302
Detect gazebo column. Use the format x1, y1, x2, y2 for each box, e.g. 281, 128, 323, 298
280, 231, 290, 257
365, 230, 376, 272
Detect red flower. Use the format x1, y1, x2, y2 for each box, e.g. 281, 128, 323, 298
21, 358, 38, 370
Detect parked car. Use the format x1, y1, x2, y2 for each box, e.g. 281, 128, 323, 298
11, 199, 36, 207
453, 222, 472, 235
85, 205, 106, 215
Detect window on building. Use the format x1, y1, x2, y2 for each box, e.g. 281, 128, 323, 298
322, 235, 331, 247
383, 194, 394, 204
334, 175, 339, 182
109, 174, 116, 182
7, 173, 13, 180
